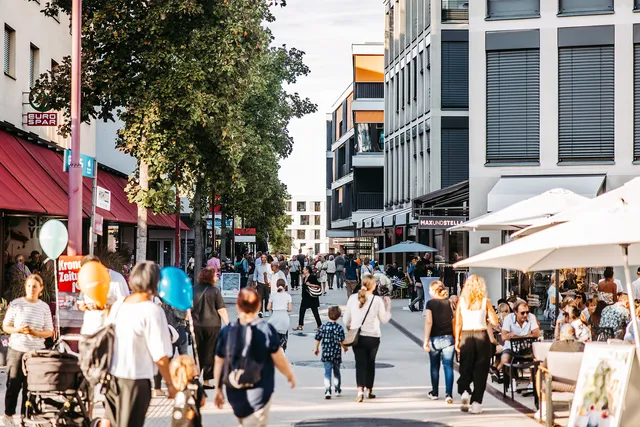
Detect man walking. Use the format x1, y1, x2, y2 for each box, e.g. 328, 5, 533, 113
290, 256, 301, 290
255, 254, 271, 317
334, 252, 345, 289
343, 254, 360, 299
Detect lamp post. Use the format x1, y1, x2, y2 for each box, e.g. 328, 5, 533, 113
68, 0, 83, 255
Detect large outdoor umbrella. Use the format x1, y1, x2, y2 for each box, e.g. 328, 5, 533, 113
377, 241, 438, 254
454, 203, 640, 357
512, 177, 640, 238
449, 188, 588, 232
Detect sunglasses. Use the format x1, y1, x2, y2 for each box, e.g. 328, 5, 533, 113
519, 311, 530, 315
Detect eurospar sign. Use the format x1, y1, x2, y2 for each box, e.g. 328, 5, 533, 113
26, 112, 57, 126
25, 88, 58, 126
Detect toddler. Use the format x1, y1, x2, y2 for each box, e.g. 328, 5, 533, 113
314, 306, 347, 399
170, 355, 206, 427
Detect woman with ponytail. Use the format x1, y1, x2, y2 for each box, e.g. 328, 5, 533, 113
343, 275, 392, 403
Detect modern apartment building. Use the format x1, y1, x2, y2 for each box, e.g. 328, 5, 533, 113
286, 197, 329, 256
325, 43, 385, 257
367, 0, 469, 264
468, 0, 640, 298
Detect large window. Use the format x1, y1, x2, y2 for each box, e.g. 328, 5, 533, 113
558, 0, 613, 15
355, 123, 384, 153
558, 45, 614, 162
487, 0, 540, 19
486, 48, 540, 163
441, 35, 469, 109
4, 25, 15, 76
296, 201, 306, 212
441, 118, 469, 188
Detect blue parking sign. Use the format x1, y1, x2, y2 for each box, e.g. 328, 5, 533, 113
63, 150, 96, 178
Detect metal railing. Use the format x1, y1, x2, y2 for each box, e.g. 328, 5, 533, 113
442, 0, 469, 22
355, 82, 384, 99
356, 192, 383, 210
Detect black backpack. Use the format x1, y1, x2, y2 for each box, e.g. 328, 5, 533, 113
223, 321, 263, 389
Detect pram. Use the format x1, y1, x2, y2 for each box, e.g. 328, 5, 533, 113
22, 350, 101, 427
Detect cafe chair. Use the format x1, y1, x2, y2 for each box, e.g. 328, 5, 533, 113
593, 327, 614, 342
502, 337, 538, 400
536, 350, 584, 427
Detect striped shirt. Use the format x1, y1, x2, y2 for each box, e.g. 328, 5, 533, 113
3, 298, 53, 352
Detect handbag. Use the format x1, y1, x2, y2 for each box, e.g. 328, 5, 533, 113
343, 296, 375, 347
307, 284, 323, 297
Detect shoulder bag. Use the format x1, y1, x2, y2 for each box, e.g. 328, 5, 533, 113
343, 296, 376, 347
307, 283, 323, 297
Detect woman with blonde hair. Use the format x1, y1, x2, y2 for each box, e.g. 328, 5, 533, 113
343, 275, 391, 402
454, 275, 499, 414
423, 281, 455, 403
170, 355, 206, 427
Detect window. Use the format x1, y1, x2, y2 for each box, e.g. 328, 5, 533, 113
635, 43, 640, 160
29, 44, 39, 88
407, 63, 411, 105
441, 38, 469, 109
4, 25, 15, 77
413, 57, 418, 101
286, 201, 292, 212
285, 229, 292, 237
441, 118, 469, 187
314, 230, 321, 240
314, 201, 321, 212
394, 77, 399, 113
558, 45, 614, 162
296, 201, 306, 212
356, 123, 384, 153
401, 68, 405, 109
314, 243, 321, 254
314, 215, 321, 225
442, 0, 469, 23
487, 0, 540, 19
297, 230, 305, 239
300, 215, 309, 225
558, 0, 613, 15
486, 49, 540, 163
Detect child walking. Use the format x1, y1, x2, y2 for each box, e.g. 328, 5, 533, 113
268, 279, 293, 351
170, 355, 207, 427
314, 306, 347, 399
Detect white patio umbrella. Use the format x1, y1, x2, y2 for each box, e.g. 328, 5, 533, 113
449, 188, 588, 232
512, 177, 640, 238
454, 203, 640, 356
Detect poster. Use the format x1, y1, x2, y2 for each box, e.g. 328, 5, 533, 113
568, 343, 635, 427
57, 256, 84, 328
220, 273, 241, 298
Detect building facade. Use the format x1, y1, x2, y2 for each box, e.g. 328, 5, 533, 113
325, 43, 385, 258
286, 197, 329, 256
371, 0, 470, 265
468, 0, 640, 299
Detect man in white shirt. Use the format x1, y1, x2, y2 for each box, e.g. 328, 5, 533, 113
632, 267, 640, 301
499, 301, 540, 372
254, 254, 271, 317
269, 261, 287, 294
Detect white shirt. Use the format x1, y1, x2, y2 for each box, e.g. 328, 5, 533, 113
80, 270, 131, 335
502, 312, 539, 350
255, 262, 271, 284
360, 264, 374, 276
326, 260, 336, 274
571, 319, 591, 342
343, 294, 391, 338
268, 291, 292, 334
632, 278, 640, 301
4, 298, 53, 352
289, 260, 301, 273
598, 278, 623, 294
269, 270, 287, 293
108, 299, 173, 380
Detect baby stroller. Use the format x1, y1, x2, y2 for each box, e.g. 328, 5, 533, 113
22, 350, 101, 427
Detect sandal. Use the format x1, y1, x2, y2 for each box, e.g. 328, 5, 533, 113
292, 326, 304, 331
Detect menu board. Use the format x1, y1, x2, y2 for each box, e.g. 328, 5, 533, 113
220, 273, 241, 298
569, 343, 635, 427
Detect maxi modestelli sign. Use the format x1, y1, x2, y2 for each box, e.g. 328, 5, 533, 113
418, 216, 467, 229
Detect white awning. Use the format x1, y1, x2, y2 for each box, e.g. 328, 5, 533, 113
487, 175, 605, 212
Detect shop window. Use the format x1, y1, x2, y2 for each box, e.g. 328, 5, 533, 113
300, 215, 309, 226
297, 201, 306, 212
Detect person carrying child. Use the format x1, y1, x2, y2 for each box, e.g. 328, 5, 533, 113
170, 355, 207, 427
314, 306, 348, 399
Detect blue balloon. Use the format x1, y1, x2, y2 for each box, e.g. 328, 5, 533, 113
158, 267, 193, 311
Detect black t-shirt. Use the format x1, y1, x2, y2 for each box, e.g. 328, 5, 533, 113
191, 283, 225, 327
172, 379, 205, 427
296, 254, 306, 266
426, 298, 454, 337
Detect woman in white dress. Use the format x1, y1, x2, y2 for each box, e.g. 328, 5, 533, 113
315, 256, 329, 295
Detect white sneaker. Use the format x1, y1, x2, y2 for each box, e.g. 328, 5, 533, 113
460, 391, 470, 412
445, 395, 454, 404
4, 416, 17, 427
427, 391, 438, 400
470, 402, 483, 414
534, 404, 547, 422
325, 390, 331, 400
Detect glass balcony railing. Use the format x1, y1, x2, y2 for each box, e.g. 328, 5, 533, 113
442, 0, 469, 22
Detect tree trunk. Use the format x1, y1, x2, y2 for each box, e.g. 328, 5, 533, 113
193, 180, 204, 281
136, 161, 149, 264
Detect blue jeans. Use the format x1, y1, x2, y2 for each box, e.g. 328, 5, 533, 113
428, 335, 455, 396
323, 361, 342, 393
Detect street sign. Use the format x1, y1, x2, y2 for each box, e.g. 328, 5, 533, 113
96, 186, 111, 211
26, 112, 57, 126
63, 150, 95, 178
206, 219, 232, 229
94, 213, 103, 236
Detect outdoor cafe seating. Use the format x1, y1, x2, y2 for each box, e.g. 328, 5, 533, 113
502, 337, 538, 399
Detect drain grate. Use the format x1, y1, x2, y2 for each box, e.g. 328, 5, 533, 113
294, 418, 450, 427
291, 361, 394, 369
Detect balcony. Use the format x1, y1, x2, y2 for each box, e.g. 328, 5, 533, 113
558, 0, 613, 15
356, 192, 383, 211
355, 82, 384, 99
442, 0, 469, 22
487, 0, 540, 19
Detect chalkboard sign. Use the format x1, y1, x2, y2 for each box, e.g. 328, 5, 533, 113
220, 273, 241, 298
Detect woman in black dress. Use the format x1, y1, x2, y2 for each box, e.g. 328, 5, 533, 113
293, 266, 322, 331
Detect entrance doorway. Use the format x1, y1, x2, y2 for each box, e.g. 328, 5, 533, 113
148, 240, 173, 267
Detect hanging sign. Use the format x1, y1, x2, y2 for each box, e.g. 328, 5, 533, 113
94, 214, 104, 236
96, 186, 111, 211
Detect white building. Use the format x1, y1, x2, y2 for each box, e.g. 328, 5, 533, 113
468, 0, 640, 299
286, 196, 329, 256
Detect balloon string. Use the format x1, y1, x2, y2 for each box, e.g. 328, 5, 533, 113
187, 308, 201, 374
53, 258, 61, 341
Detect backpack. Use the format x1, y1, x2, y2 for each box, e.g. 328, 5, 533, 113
78, 300, 123, 388
223, 321, 263, 390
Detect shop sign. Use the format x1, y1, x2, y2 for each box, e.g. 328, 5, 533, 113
26, 112, 57, 126
63, 150, 95, 178
57, 255, 84, 292
361, 228, 384, 237
93, 213, 103, 236
96, 186, 111, 211
234, 228, 256, 235
418, 216, 467, 230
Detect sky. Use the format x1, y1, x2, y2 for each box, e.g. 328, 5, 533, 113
269, 0, 384, 198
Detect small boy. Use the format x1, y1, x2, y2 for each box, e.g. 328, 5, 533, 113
314, 306, 347, 399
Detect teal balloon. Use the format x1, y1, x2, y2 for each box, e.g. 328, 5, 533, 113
39, 220, 69, 259
159, 267, 193, 311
